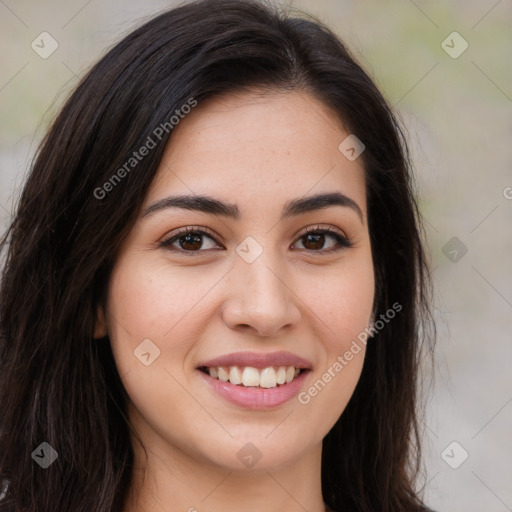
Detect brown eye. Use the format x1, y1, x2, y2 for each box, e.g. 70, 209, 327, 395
159, 225, 353, 256
177, 232, 204, 251
160, 227, 221, 254
293, 226, 353, 253
302, 232, 327, 251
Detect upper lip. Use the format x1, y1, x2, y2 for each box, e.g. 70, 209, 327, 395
197, 351, 313, 370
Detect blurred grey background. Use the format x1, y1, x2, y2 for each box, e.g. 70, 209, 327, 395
1, 1, 511, 511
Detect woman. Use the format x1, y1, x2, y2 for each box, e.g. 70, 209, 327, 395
0, 0, 436, 510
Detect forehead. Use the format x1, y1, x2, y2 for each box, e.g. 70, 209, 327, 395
145, 89, 367, 218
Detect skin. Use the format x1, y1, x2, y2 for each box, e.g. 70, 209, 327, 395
95, 89, 375, 512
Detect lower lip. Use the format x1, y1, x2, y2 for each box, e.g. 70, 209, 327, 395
198, 369, 311, 409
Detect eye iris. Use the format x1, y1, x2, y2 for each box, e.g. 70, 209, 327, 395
180, 232, 203, 251
304, 233, 325, 250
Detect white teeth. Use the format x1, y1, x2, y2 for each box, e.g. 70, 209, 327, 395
285, 365, 295, 383
217, 367, 229, 382
276, 366, 287, 385
206, 365, 303, 387
259, 367, 277, 388
229, 366, 243, 385
242, 367, 260, 387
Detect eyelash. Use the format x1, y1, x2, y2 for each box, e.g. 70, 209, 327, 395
159, 224, 354, 256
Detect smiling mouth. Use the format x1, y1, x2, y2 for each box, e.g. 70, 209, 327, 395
198, 365, 308, 388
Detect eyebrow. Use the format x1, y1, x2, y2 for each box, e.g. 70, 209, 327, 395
142, 191, 364, 223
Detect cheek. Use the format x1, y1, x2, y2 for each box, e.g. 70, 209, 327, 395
300, 251, 374, 347
294, 253, 373, 423
298, 350, 365, 439
104, 254, 219, 370
104, 256, 215, 433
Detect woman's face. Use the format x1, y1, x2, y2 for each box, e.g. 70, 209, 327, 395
100, 90, 374, 473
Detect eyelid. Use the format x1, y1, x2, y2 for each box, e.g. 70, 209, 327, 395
299, 223, 348, 240
158, 225, 221, 251
167, 225, 218, 241
292, 224, 354, 251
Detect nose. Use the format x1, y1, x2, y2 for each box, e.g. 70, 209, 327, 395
220, 252, 302, 338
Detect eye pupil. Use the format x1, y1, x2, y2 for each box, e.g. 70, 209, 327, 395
304, 233, 325, 250
181, 233, 202, 250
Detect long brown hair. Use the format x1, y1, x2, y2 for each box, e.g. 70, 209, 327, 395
0, 1, 435, 510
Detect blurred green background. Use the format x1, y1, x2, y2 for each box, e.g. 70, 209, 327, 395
1, 1, 511, 510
